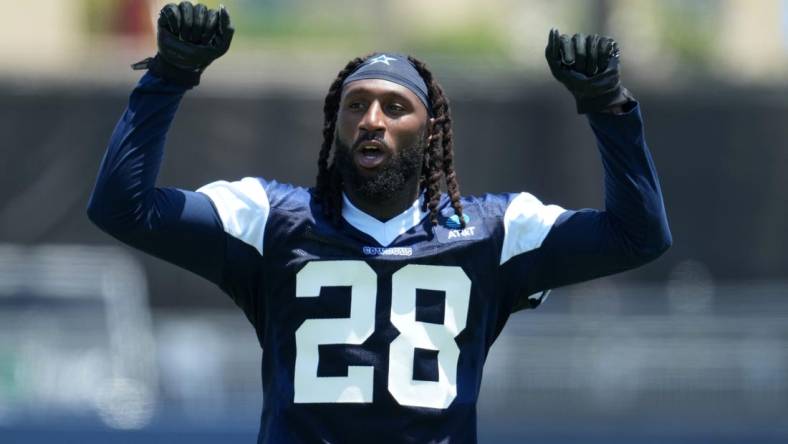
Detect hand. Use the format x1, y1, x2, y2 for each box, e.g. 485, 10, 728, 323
157, 2, 234, 71
132, 2, 235, 87
545, 29, 633, 114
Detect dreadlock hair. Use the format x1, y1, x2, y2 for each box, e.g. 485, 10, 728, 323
314, 54, 464, 228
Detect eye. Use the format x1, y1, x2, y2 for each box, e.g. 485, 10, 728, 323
347, 101, 366, 111
387, 103, 407, 114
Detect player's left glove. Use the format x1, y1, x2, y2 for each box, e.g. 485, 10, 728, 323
545, 28, 634, 114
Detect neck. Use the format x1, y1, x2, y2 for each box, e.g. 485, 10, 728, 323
344, 177, 421, 222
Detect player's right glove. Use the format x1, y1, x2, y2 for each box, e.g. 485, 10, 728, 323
545, 28, 633, 114
132, 1, 234, 87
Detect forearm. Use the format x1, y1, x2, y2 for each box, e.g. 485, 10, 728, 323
587, 102, 672, 261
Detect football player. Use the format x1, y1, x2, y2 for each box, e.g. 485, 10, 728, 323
88, 2, 671, 443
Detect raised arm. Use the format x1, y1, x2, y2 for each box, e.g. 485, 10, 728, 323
531, 104, 670, 281
87, 2, 244, 289
87, 70, 228, 281
500, 29, 671, 310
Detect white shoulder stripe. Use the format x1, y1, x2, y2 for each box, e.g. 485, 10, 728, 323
197, 178, 270, 256
500, 192, 565, 265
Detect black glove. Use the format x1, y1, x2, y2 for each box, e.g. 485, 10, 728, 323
132, 2, 234, 87
545, 28, 633, 114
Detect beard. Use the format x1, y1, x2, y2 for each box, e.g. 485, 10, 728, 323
334, 132, 426, 202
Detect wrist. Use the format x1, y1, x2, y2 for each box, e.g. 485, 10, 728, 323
143, 54, 203, 88
576, 86, 634, 114
600, 104, 625, 115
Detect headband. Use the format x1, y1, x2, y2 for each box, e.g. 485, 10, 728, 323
342, 53, 432, 114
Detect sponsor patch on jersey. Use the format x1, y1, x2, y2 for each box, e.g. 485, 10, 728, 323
362, 246, 414, 257
440, 226, 480, 242
436, 212, 484, 244
444, 213, 471, 229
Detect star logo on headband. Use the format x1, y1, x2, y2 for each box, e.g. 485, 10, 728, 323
367, 54, 397, 66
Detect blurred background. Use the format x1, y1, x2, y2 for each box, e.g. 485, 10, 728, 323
1, 0, 787, 442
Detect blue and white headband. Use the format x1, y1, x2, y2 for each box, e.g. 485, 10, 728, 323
342, 53, 432, 114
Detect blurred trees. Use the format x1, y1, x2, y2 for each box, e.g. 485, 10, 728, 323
0, 0, 785, 84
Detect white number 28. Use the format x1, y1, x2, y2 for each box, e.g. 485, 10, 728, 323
294, 261, 471, 409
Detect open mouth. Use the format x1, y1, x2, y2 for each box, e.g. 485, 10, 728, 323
355, 141, 388, 170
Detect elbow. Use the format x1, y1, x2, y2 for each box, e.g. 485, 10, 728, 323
87, 187, 157, 238
630, 223, 672, 266
86, 198, 136, 241
86, 190, 127, 235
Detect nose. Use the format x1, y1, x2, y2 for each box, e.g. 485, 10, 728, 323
358, 101, 385, 135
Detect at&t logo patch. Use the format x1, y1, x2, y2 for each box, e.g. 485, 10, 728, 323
437, 213, 482, 243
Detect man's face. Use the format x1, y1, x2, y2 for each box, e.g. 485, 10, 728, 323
335, 79, 431, 201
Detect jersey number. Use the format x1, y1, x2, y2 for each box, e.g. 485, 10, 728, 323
294, 261, 471, 409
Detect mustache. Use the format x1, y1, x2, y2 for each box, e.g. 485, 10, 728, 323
352, 134, 389, 151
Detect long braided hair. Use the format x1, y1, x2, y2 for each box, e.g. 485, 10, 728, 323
314, 54, 464, 228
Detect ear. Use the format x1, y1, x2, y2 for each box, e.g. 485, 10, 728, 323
426, 117, 437, 142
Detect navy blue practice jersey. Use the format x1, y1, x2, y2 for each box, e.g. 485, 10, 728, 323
196, 179, 563, 442
88, 72, 671, 443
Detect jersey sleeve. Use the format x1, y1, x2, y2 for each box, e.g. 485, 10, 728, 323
86, 72, 266, 327
197, 178, 271, 256
195, 177, 303, 325
498, 103, 672, 312
195, 177, 302, 254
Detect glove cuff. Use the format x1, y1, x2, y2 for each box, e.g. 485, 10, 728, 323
576, 86, 634, 114
131, 54, 203, 88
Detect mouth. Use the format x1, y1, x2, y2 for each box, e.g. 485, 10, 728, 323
354, 140, 389, 170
